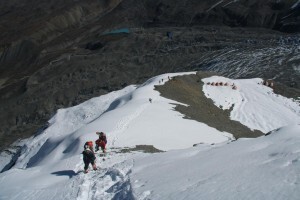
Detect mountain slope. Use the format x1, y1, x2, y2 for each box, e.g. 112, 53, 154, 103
0, 72, 299, 199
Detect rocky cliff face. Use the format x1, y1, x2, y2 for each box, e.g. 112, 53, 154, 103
141, 0, 300, 32
0, 0, 299, 151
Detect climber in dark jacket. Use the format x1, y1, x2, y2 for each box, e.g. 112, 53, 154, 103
82, 142, 97, 173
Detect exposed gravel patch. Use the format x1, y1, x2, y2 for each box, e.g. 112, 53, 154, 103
155, 72, 263, 139
112, 145, 164, 154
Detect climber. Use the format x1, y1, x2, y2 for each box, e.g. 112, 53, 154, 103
95, 132, 107, 153
82, 141, 97, 173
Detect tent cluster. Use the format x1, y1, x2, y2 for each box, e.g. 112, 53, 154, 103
261, 80, 274, 88
206, 82, 237, 90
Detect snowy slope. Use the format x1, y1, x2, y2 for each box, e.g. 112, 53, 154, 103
131, 124, 300, 200
0, 72, 299, 200
202, 76, 300, 133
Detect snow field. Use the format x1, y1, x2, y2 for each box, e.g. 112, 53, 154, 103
130, 125, 300, 200
202, 76, 300, 133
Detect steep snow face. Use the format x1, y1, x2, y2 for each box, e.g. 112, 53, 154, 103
0, 85, 137, 172
11, 85, 137, 170
202, 76, 300, 133
130, 124, 300, 200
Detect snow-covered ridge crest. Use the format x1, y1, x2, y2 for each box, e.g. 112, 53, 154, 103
202, 76, 300, 133
3, 71, 219, 171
